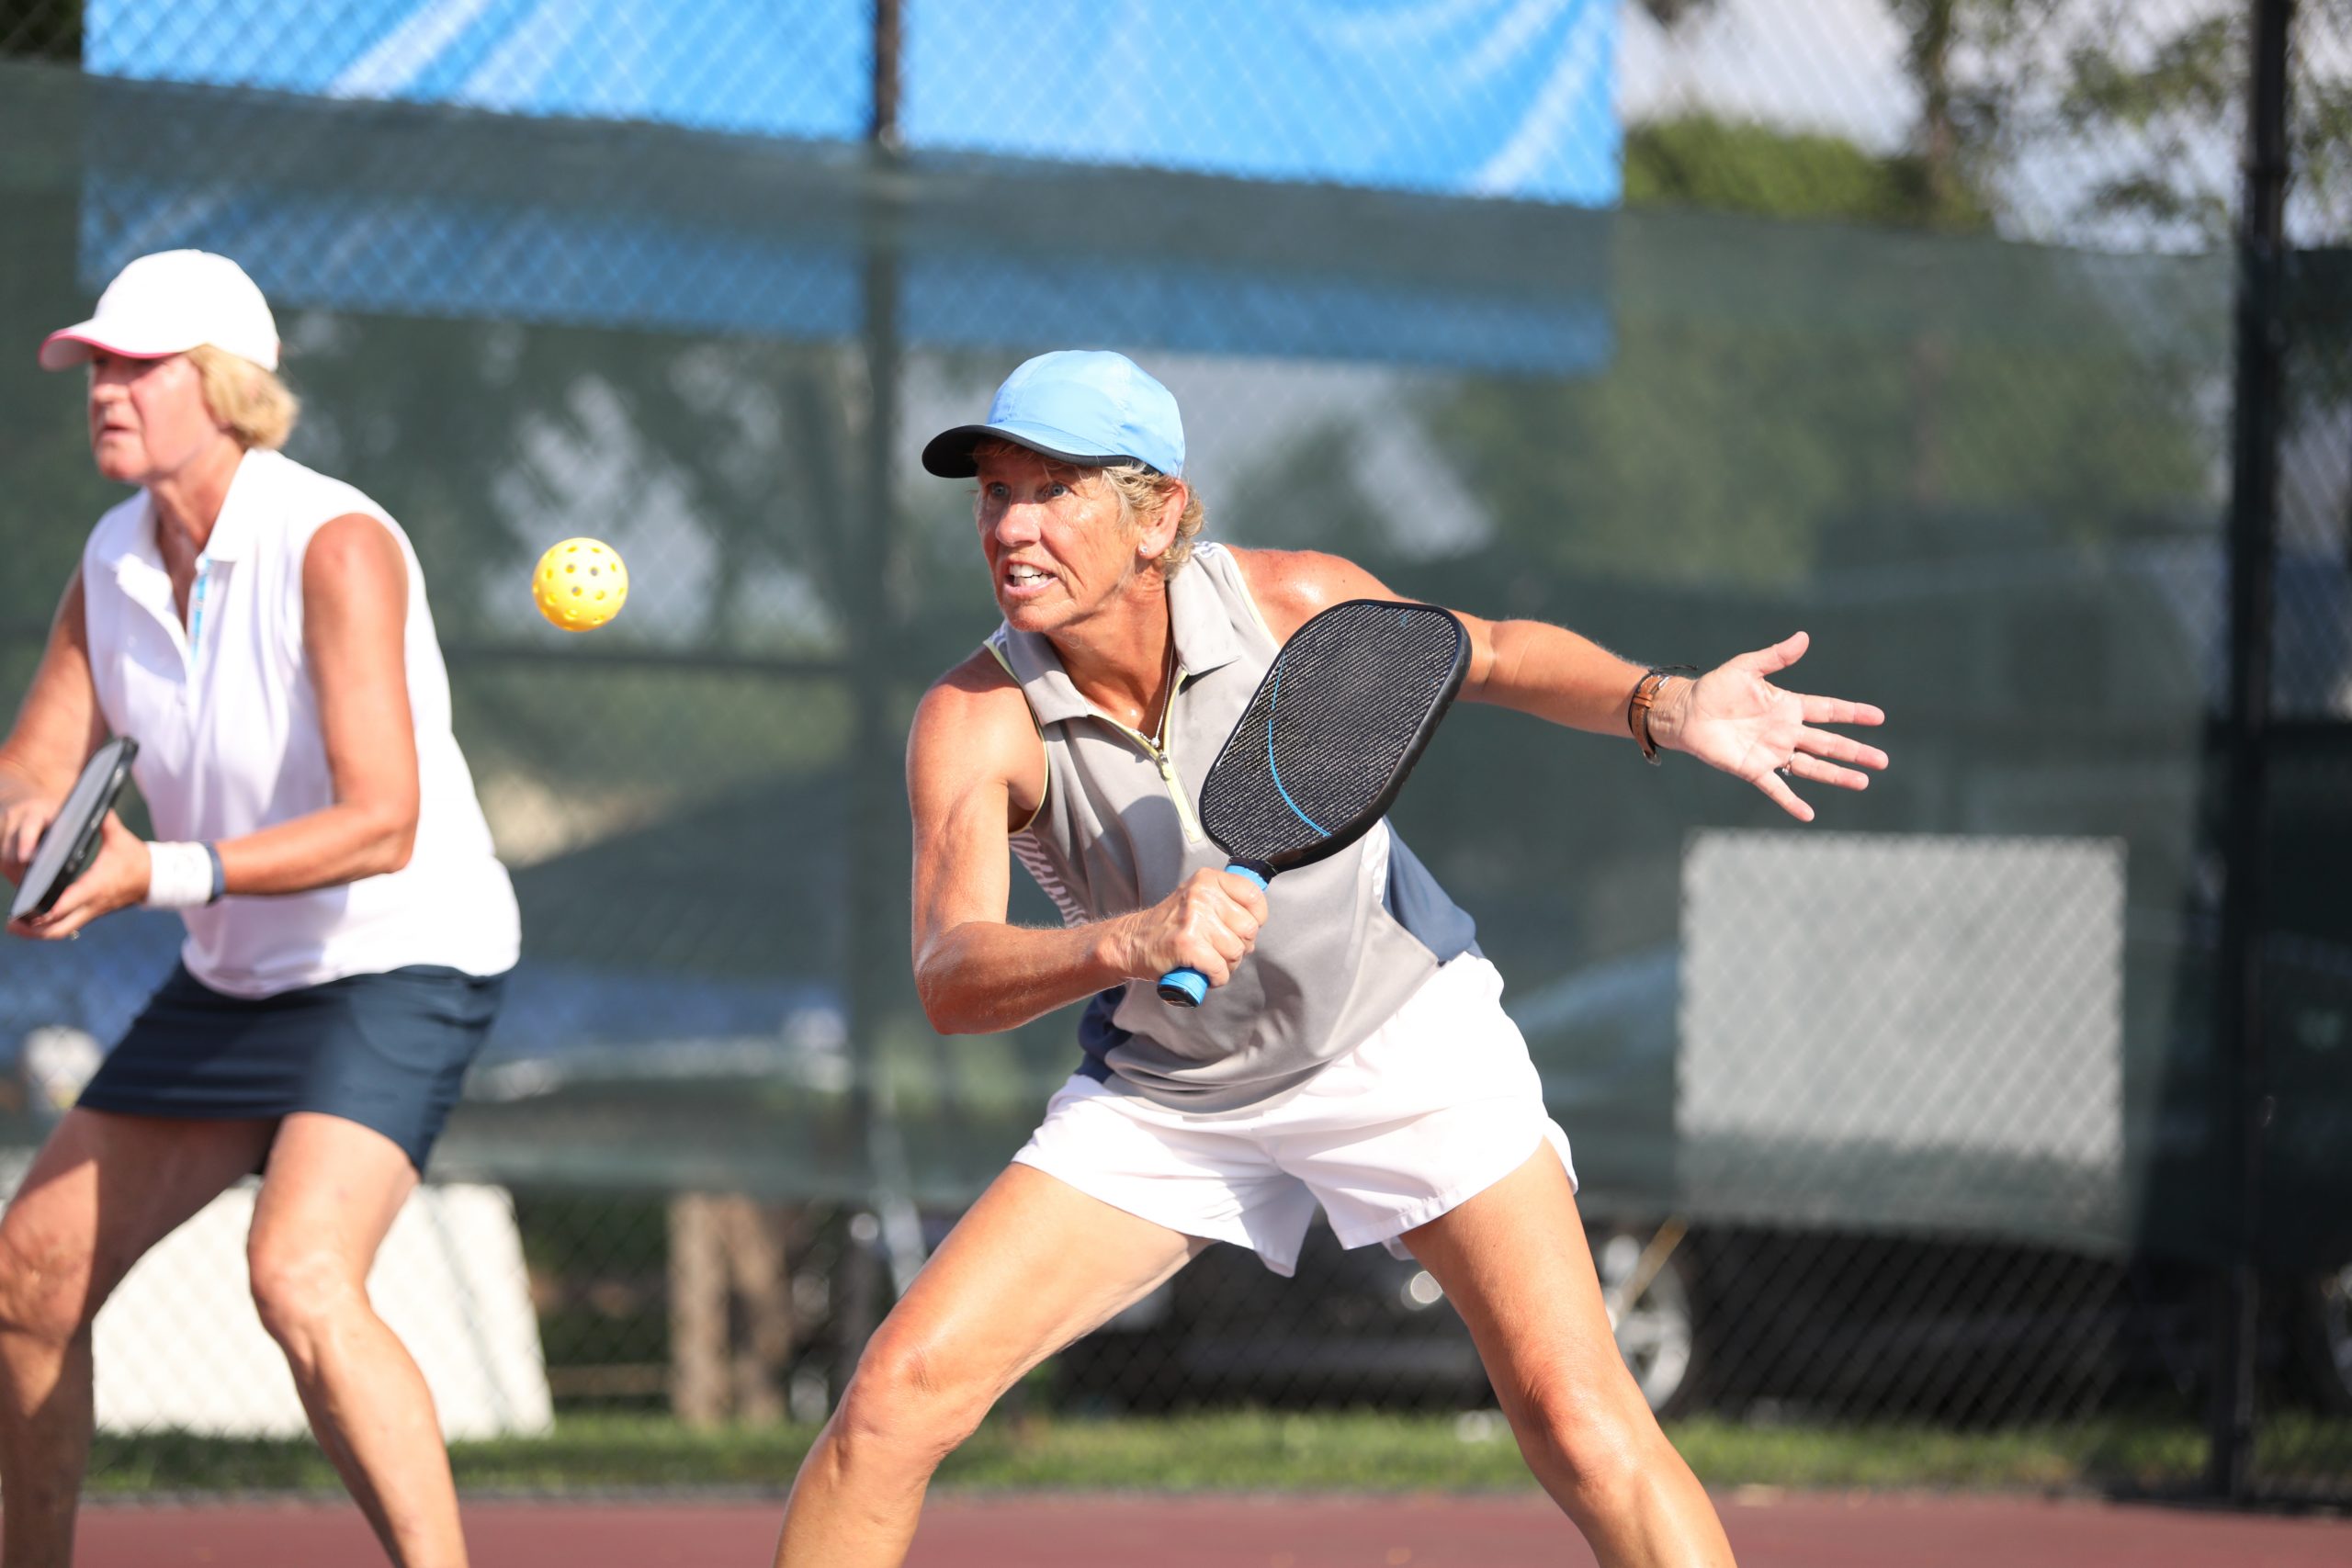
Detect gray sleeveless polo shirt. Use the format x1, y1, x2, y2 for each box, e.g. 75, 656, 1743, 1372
989, 542, 1476, 1111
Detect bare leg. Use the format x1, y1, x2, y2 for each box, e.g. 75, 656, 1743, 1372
0, 1110, 277, 1568
774, 1165, 1202, 1568
246, 1113, 460, 1568
1403, 1145, 1736, 1568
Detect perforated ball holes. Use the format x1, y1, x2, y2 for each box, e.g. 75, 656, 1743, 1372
532, 537, 630, 631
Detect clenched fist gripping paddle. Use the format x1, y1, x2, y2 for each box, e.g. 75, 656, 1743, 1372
1158, 600, 1469, 1007
10, 735, 138, 923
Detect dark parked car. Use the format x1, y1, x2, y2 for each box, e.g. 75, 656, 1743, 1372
1057, 1210, 2349, 1423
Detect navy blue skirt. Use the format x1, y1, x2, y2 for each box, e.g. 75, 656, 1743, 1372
77, 963, 509, 1171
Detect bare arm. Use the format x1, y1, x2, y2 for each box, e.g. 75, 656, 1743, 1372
1231, 547, 1887, 821
0, 571, 108, 881
910, 653, 1267, 1034
212, 511, 423, 893
1235, 547, 1659, 729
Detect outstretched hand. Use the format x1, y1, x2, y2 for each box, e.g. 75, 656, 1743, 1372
1650, 631, 1887, 822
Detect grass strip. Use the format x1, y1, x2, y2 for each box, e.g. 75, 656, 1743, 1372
79, 1408, 2282, 1498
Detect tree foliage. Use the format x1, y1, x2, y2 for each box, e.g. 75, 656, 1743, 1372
1626, 115, 1992, 231
1426, 107, 2217, 593
1901, 0, 2349, 247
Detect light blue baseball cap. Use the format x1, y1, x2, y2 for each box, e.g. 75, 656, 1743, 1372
922, 350, 1184, 479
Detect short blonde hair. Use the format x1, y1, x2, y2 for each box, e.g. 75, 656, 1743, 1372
1102, 461, 1205, 574
186, 344, 299, 450
971, 438, 1206, 574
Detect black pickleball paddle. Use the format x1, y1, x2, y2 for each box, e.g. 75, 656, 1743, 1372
1158, 600, 1468, 1007
9, 735, 139, 924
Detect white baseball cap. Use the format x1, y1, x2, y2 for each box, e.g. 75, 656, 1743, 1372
39, 250, 280, 373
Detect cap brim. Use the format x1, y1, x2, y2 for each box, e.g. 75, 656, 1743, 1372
921, 420, 1149, 479
37, 325, 190, 372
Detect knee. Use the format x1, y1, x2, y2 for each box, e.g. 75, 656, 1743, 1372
0, 1226, 98, 1348
246, 1241, 364, 1358
1514, 1373, 1656, 1525
830, 1329, 993, 1475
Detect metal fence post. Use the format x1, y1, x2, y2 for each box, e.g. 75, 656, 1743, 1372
833, 0, 913, 1404
2209, 0, 2294, 1503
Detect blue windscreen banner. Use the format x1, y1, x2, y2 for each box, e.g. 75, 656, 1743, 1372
75, 1, 1618, 371
85, 0, 1620, 205
901, 0, 1620, 205
83, 0, 877, 142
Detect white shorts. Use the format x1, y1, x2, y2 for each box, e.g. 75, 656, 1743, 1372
1012, 954, 1575, 1277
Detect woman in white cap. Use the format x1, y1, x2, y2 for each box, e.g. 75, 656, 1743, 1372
772, 350, 1889, 1567
0, 251, 517, 1567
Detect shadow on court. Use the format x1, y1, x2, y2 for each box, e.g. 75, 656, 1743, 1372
69, 1492, 2352, 1565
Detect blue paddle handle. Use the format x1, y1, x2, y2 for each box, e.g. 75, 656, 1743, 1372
1157, 863, 1272, 1007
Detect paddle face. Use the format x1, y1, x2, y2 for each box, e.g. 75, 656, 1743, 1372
9, 736, 138, 923
1195, 599, 1468, 874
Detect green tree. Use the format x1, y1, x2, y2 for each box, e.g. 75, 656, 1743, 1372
1401, 102, 2213, 592
2064, 0, 2352, 245
1624, 116, 1985, 230
1883, 0, 2349, 248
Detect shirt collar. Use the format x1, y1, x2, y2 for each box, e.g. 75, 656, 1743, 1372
994, 557, 1244, 729
193, 448, 264, 563
108, 493, 175, 616
1165, 550, 1243, 680
116, 447, 263, 587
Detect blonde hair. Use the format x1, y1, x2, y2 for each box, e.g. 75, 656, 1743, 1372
971, 438, 1206, 574
1102, 461, 1205, 574
186, 344, 299, 450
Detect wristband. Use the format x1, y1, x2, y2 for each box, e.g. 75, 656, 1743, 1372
142, 840, 220, 910
203, 841, 227, 904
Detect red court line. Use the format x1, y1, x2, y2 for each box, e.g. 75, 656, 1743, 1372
71, 1492, 2352, 1567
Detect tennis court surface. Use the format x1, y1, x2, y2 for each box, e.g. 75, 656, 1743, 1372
75, 1492, 2352, 1566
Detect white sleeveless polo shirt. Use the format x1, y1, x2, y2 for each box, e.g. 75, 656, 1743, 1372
79, 449, 519, 998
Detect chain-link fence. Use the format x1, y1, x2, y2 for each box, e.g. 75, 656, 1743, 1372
0, 0, 2346, 1506
2257, 8, 2352, 1477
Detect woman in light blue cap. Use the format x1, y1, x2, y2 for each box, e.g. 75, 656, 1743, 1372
774, 350, 1889, 1568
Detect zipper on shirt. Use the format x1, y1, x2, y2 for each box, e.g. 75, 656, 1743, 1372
1151, 746, 1205, 845
1091, 666, 1204, 845
185, 553, 213, 681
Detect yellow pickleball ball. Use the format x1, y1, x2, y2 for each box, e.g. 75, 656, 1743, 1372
532, 538, 628, 632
